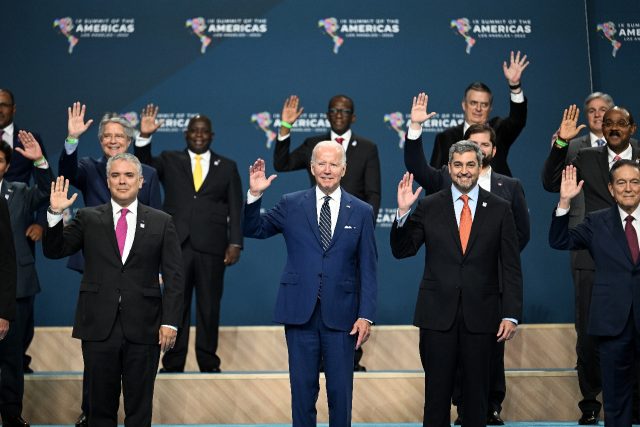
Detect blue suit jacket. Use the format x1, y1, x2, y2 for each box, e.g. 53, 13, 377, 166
59, 149, 162, 272
549, 206, 640, 336
243, 187, 377, 330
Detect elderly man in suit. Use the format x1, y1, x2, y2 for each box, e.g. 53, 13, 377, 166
429, 52, 529, 177
244, 141, 377, 427
391, 140, 522, 427
542, 104, 639, 424
134, 107, 243, 374
0, 133, 52, 427
550, 161, 640, 426
404, 92, 529, 424
43, 154, 184, 427
58, 102, 163, 427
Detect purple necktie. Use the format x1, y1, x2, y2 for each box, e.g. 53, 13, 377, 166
625, 215, 639, 264
116, 208, 129, 257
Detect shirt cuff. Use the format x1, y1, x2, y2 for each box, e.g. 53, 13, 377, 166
395, 208, 411, 227
47, 211, 64, 227
135, 135, 152, 147
277, 133, 289, 142
247, 190, 263, 204
406, 126, 422, 141
510, 91, 525, 103
36, 160, 49, 169
555, 206, 570, 216
359, 317, 374, 325
161, 325, 178, 331
503, 317, 518, 325
64, 140, 79, 155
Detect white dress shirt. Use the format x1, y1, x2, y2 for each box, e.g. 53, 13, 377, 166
608, 144, 633, 168
1, 123, 14, 147
478, 167, 492, 192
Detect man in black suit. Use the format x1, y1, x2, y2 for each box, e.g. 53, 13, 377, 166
0, 195, 16, 403
44, 154, 184, 427
391, 140, 522, 427
0, 88, 47, 376
273, 94, 381, 219
542, 104, 639, 424
429, 51, 529, 177
0, 133, 52, 427
135, 107, 243, 373
404, 93, 529, 424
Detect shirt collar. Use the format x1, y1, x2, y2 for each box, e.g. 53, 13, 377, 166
111, 198, 138, 216
589, 132, 605, 146
2, 123, 14, 138
480, 166, 492, 178
608, 144, 633, 163
451, 183, 480, 202
315, 186, 341, 203
331, 129, 352, 144
187, 149, 211, 161
618, 204, 640, 223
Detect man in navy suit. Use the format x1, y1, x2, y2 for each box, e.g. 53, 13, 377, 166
244, 141, 377, 427
57, 102, 162, 427
550, 160, 640, 426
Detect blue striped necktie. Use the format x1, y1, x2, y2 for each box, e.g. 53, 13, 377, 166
319, 196, 332, 251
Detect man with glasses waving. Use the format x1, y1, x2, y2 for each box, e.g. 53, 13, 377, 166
429, 51, 529, 178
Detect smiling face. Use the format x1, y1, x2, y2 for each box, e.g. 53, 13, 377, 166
609, 164, 640, 214
327, 96, 355, 135
448, 151, 480, 193
462, 89, 492, 125
185, 117, 213, 154
100, 122, 131, 158
585, 97, 611, 136
107, 158, 143, 207
602, 107, 636, 153
466, 130, 495, 168
310, 143, 346, 195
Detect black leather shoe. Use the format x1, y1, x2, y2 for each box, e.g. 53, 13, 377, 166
578, 411, 599, 425
453, 416, 462, 425
487, 411, 505, 425
201, 367, 221, 373
1, 415, 30, 427
75, 412, 88, 427
158, 367, 184, 373
354, 363, 367, 372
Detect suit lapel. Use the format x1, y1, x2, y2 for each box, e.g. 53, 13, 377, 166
464, 189, 490, 256
126, 204, 148, 265
0, 181, 13, 205
328, 190, 355, 250
97, 157, 108, 188
604, 206, 635, 265
442, 189, 463, 254
302, 188, 323, 248
200, 150, 220, 191
180, 150, 194, 188
597, 148, 611, 191
98, 204, 121, 262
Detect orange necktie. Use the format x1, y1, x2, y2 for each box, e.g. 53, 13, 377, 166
459, 195, 472, 254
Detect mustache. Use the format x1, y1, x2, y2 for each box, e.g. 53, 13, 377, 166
607, 130, 621, 136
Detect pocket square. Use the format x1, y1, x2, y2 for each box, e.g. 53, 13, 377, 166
344, 225, 355, 229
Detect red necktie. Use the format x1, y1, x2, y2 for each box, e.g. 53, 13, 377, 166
613, 155, 622, 163
335, 137, 344, 145
625, 215, 639, 264
116, 208, 129, 257
459, 195, 472, 254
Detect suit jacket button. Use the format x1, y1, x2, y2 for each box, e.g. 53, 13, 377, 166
193, 195, 197, 199
121, 267, 125, 273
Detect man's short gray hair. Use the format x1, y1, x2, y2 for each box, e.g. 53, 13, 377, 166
106, 153, 143, 177
98, 113, 136, 141
584, 92, 614, 110
448, 140, 483, 165
310, 140, 346, 166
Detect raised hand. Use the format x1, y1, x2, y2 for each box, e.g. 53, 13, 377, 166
502, 50, 530, 86
281, 95, 304, 126
15, 131, 43, 161
50, 176, 78, 213
140, 103, 163, 137
559, 165, 584, 209
410, 92, 437, 130
249, 158, 277, 197
558, 105, 586, 141
397, 172, 423, 216
67, 102, 93, 139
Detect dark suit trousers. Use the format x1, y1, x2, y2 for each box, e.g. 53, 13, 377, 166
0, 296, 32, 418
419, 303, 494, 427
597, 308, 640, 427
285, 301, 355, 427
162, 239, 224, 371
82, 313, 160, 427
573, 268, 603, 414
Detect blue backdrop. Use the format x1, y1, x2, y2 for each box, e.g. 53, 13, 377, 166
3, 0, 640, 326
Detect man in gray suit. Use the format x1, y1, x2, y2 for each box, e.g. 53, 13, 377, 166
0, 132, 52, 427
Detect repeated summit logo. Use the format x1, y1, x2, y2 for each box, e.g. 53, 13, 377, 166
251, 111, 330, 149
318, 17, 400, 54
597, 22, 622, 57
451, 17, 532, 53
251, 112, 277, 149
384, 111, 464, 150
383, 112, 406, 148
186, 17, 268, 54
53, 16, 135, 54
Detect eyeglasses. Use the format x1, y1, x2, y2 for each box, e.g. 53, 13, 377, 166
602, 119, 632, 128
328, 108, 353, 115
100, 133, 128, 141
466, 100, 490, 110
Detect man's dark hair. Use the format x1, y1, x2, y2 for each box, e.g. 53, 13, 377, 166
0, 141, 12, 164
463, 123, 496, 147
609, 159, 640, 184
0, 89, 15, 105
328, 94, 355, 113
463, 82, 493, 105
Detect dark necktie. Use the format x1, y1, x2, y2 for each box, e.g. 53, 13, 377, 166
335, 137, 344, 145
116, 208, 129, 258
319, 196, 332, 251
595, 138, 605, 147
625, 215, 639, 264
